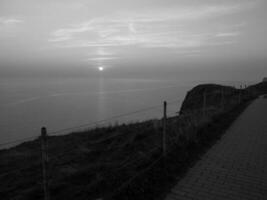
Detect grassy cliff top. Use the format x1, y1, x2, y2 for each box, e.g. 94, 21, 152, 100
0, 81, 265, 200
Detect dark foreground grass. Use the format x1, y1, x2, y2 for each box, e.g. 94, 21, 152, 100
0, 97, 255, 200
108, 99, 254, 200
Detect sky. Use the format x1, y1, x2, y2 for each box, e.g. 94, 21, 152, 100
0, 0, 266, 81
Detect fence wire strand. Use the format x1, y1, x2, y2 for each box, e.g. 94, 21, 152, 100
0, 90, 252, 200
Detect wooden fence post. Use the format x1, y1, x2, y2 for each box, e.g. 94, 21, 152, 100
203, 90, 207, 117
221, 88, 224, 110
41, 127, 50, 200
238, 85, 242, 104
162, 101, 167, 157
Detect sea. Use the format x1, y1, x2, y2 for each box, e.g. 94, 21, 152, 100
0, 77, 253, 147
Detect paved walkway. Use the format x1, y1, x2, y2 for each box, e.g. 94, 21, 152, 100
165, 97, 267, 200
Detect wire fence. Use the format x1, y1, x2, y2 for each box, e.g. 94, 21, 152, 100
0, 87, 254, 200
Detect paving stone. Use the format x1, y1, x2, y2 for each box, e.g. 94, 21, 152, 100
165, 98, 267, 200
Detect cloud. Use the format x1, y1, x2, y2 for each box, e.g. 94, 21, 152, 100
0, 17, 24, 38
85, 57, 119, 61
49, 22, 93, 42
48, 3, 247, 50
96, 48, 114, 56
0, 17, 23, 25
216, 32, 241, 37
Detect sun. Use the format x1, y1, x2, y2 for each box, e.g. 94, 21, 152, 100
98, 67, 104, 71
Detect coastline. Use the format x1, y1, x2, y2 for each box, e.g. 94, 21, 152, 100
0, 81, 264, 200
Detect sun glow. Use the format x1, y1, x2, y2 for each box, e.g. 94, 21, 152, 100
98, 66, 104, 71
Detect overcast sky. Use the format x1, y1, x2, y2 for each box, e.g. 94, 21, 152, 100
0, 0, 266, 81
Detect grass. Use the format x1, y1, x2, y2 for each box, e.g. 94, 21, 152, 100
109, 99, 254, 200
0, 86, 256, 200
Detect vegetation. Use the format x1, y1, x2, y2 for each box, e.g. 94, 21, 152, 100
0, 82, 264, 200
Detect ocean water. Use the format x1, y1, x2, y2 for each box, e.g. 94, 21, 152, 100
0, 77, 197, 146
